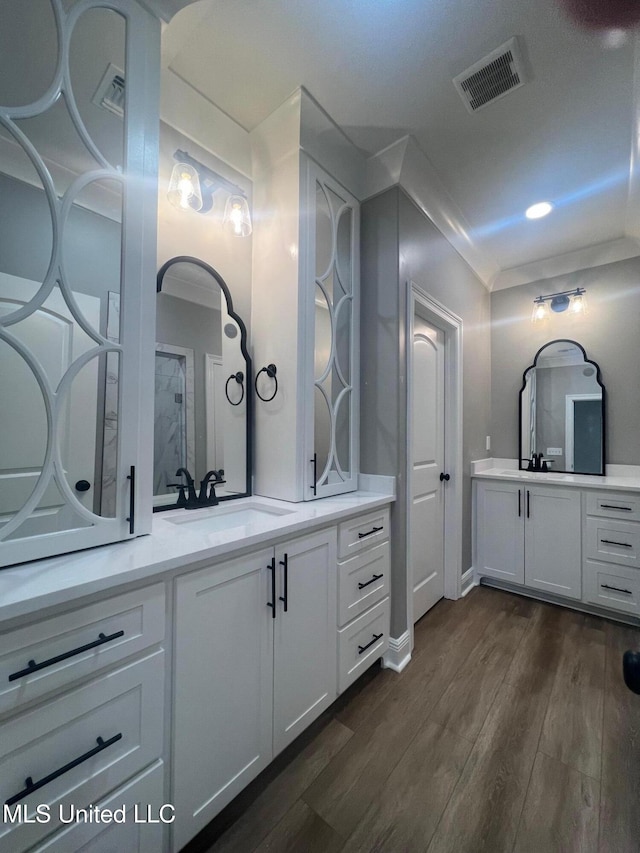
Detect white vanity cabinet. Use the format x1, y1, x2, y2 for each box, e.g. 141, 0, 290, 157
172, 527, 337, 851
476, 480, 582, 599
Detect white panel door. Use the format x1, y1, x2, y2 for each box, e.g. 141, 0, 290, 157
273, 529, 337, 755
411, 318, 445, 622
524, 485, 582, 599
476, 481, 525, 583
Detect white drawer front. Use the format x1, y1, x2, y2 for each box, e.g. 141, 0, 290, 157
338, 508, 389, 561
338, 597, 389, 694
586, 491, 640, 522
338, 542, 389, 627
0, 584, 165, 717
0, 651, 164, 853
583, 560, 640, 616
35, 761, 165, 853
585, 518, 640, 569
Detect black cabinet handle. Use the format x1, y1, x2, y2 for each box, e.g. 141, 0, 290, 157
601, 583, 632, 595
279, 553, 288, 612
601, 504, 632, 512
358, 573, 384, 590
439, 472, 450, 482
358, 633, 384, 655
75, 479, 91, 492
5, 733, 122, 806
126, 465, 135, 535
310, 454, 317, 496
600, 539, 632, 548
518, 489, 521, 518
526, 490, 530, 519
8, 630, 125, 682
267, 557, 276, 619
358, 526, 383, 540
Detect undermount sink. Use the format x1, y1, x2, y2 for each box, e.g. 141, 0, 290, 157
165, 501, 295, 534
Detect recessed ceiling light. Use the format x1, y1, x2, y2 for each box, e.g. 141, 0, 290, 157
526, 201, 553, 220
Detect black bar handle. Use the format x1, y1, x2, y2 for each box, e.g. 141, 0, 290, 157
8, 630, 125, 682
126, 465, 135, 535
358, 525, 383, 540
267, 557, 276, 619
518, 489, 521, 518
358, 633, 384, 655
358, 573, 384, 590
601, 583, 632, 595
279, 553, 288, 612
5, 733, 122, 806
310, 454, 317, 496
601, 504, 632, 512
526, 490, 530, 519
600, 539, 633, 548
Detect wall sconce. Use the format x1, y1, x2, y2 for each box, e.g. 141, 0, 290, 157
167, 149, 252, 236
531, 287, 587, 322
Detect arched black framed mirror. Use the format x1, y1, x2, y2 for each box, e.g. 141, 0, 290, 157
519, 339, 605, 475
154, 256, 252, 509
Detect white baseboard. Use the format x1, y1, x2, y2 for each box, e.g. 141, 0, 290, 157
381, 631, 411, 673
460, 567, 477, 597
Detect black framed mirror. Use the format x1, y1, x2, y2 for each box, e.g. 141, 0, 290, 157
154, 256, 252, 510
519, 339, 605, 475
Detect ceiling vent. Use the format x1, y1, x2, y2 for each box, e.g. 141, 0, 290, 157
453, 37, 527, 113
92, 63, 125, 118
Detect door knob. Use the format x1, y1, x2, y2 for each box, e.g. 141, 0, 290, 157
439, 473, 450, 482
75, 480, 91, 492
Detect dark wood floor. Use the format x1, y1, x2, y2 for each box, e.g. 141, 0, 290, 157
185, 586, 640, 853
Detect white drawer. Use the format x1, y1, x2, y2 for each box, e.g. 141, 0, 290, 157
583, 559, 640, 616
586, 491, 640, 522
337, 597, 389, 694
0, 651, 164, 853
337, 508, 390, 561
338, 541, 389, 627
0, 584, 165, 717
35, 761, 165, 853
585, 517, 640, 569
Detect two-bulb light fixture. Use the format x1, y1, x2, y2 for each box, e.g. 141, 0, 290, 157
167, 149, 252, 237
531, 287, 587, 322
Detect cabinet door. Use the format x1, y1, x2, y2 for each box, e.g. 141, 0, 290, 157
172, 550, 274, 851
475, 481, 524, 583
0, 0, 159, 568
304, 158, 360, 499
524, 485, 582, 599
273, 529, 337, 754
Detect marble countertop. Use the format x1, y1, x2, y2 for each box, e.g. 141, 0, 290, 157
471, 458, 640, 492
0, 490, 395, 625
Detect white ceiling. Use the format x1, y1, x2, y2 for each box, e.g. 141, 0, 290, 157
165, 0, 640, 287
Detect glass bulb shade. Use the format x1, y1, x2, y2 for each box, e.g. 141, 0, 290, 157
223, 194, 252, 237
570, 292, 587, 314
167, 163, 203, 212
531, 300, 550, 322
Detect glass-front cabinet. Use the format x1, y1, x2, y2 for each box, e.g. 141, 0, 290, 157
0, 0, 160, 568
304, 159, 359, 499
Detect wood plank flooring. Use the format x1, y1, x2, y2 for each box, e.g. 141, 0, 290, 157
182, 586, 640, 853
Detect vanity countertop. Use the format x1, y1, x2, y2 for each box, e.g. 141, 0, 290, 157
0, 490, 394, 625
471, 459, 640, 492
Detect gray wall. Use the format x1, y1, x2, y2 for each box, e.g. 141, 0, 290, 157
361, 187, 492, 637
491, 257, 640, 466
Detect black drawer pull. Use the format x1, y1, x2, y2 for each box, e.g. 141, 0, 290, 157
8, 630, 125, 682
358, 525, 383, 540
358, 632, 384, 655
600, 539, 633, 548
267, 557, 276, 619
5, 733, 122, 806
601, 504, 632, 512
601, 583, 633, 595
279, 553, 289, 612
358, 573, 384, 590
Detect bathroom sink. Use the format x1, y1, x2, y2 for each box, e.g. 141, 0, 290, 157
165, 501, 295, 534
497, 469, 561, 480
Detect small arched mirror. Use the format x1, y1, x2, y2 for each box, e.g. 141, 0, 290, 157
519, 339, 605, 475
154, 256, 251, 509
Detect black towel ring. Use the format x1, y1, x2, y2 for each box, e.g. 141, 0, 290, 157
225, 371, 245, 406
255, 364, 278, 402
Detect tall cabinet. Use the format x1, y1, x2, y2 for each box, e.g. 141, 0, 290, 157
251, 90, 363, 502
0, 0, 160, 568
